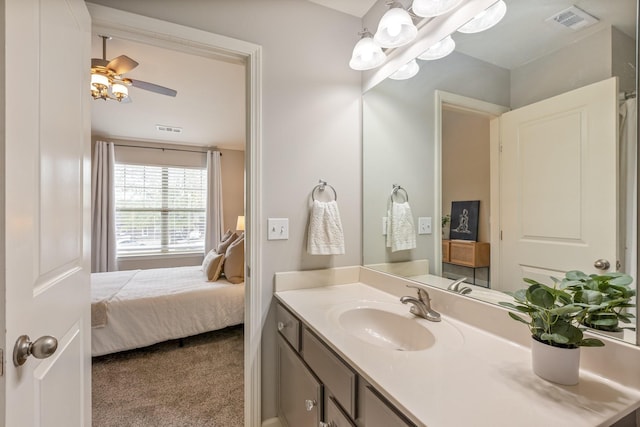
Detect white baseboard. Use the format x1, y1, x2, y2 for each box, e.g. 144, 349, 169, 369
262, 417, 283, 427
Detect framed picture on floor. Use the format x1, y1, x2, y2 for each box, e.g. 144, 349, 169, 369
449, 200, 480, 241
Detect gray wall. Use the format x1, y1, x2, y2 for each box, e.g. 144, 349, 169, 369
511, 27, 635, 108
362, 52, 510, 270
87, 0, 362, 420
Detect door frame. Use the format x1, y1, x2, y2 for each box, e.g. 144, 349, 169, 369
434, 90, 508, 284
87, 4, 263, 425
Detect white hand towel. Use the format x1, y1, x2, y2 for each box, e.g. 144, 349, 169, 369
386, 201, 416, 252
307, 200, 345, 255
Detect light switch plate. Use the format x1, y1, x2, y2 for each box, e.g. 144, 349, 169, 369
418, 217, 432, 235
268, 218, 289, 240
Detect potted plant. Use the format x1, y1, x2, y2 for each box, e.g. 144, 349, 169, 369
441, 214, 450, 239
499, 271, 635, 385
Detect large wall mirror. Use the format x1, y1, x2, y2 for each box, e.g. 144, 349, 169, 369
362, 0, 638, 344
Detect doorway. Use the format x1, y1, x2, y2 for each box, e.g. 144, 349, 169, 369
88, 4, 262, 425
434, 90, 508, 285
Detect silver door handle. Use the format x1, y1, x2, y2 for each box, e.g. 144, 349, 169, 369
594, 259, 610, 270
305, 399, 317, 411
13, 335, 58, 367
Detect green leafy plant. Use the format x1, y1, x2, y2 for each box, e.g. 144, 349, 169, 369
499, 271, 636, 349
441, 214, 450, 228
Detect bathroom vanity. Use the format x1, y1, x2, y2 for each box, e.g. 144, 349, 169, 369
274, 267, 640, 427
277, 302, 415, 426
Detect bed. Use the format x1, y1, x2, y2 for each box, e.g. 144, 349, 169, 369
91, 265, 245, 356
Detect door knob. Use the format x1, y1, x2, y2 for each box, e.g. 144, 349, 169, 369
594, 259, 611, 270
13, 335, 58, 367
305, 399, 317, 411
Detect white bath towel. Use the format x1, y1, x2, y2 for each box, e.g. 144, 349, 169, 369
386, 201, 416, 252
307, 200, 345, 255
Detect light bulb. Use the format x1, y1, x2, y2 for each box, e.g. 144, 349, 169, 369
349, 34, 386, 71
374, 7, 418, 48
386, 22, 402, 38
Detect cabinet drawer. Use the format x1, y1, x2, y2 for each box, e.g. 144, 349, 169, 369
302, 329, 357, 418
325, 395, 356, 427
363, 386, 415, 427
449, 241, 490, 267
277, 304, 300, 351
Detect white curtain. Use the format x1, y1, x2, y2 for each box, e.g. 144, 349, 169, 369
91, 141, 117, 272
205, 150, 224, 253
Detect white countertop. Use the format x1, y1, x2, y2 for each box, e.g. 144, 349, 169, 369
275, 283, 640, 427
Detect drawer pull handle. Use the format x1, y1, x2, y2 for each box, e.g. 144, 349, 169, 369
277, 320, 292, 331
305, 399, 317, 411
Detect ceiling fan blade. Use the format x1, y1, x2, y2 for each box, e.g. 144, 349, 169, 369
91, 58, 109, 69
130, 79, 177, 97
107, 55, 139, 75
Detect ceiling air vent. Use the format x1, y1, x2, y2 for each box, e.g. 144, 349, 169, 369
156, 124, 183, 134
546, 6, 599, 31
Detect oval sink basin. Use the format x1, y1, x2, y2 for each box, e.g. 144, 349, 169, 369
338, 307, 435, 351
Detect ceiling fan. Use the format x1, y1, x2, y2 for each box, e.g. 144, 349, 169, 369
90, 35, 177, 102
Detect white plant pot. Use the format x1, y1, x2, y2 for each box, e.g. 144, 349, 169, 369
530, 336, 580, 386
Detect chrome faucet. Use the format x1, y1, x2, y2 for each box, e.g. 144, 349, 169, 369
400, 285, 441, 322
447, 277, 468, 292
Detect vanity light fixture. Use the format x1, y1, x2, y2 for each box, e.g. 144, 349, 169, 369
417, 35, 456, 60
412, 0, 463, 18
349, 29, 387, 71
389, 59, 420, 80
457, 0, 507, 34
374, 2, 418, 48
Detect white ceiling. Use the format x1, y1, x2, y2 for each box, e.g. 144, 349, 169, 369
454, 0, 637, 70
91, 1, 636, 148
308, 0, 378, 17
90, 36, 246, 150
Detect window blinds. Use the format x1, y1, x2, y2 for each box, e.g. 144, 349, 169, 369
114, 163, 207, 256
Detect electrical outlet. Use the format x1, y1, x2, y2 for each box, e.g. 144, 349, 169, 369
267, 218, 289, 240
418, 217, 432, 235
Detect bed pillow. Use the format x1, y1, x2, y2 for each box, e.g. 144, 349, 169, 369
216, 232, 238, 254
224, 236, 245, 284
202, 250, 225, 281
201, 249, 216, 271
220, 229, 233, 243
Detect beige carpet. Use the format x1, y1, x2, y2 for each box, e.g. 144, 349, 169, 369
92, 325, 244, 427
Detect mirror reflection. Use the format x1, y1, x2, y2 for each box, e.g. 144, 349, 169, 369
362, 0, 637, 343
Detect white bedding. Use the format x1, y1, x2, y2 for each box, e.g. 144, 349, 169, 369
91, 266, 244, 356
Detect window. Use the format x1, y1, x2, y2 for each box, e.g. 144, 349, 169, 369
114, 163, 207, 256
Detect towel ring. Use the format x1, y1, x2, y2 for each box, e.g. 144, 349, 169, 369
391, 184, 408, 202
312, 180, 337, 202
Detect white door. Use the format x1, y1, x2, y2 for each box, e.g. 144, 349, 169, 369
499, 77, 618, 292
4, 0, 91, 426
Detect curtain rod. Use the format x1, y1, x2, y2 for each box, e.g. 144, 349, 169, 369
112, 143, 221, 155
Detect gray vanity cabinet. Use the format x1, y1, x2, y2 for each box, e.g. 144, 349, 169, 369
277, 337, 322, 427
361, 386, 414, 427
276, 302, 418, 427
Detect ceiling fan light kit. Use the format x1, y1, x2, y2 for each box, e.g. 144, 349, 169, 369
90, 35, 177, 103
349, 0, 507, 75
